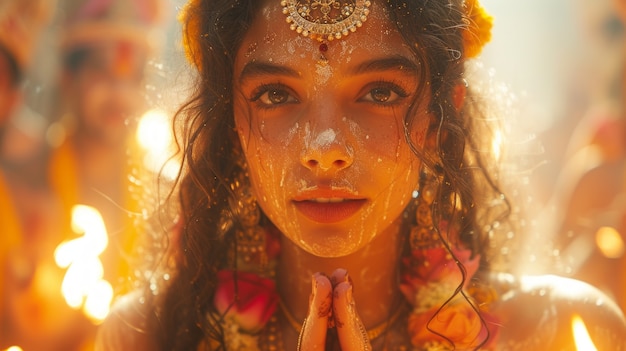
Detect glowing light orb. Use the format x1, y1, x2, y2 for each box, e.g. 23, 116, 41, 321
136, 108, 180, 179
54, 205, 113, 323
595, 226, 624, 259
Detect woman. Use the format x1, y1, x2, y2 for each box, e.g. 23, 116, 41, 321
97, 0, 626, 350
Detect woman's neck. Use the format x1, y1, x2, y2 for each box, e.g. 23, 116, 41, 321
276, 218, 405, 338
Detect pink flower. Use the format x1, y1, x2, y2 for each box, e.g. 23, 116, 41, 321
398, 224, 499, 349
400, 246, 480, 307
214, 270, 278, 333
408, 297, 498, 349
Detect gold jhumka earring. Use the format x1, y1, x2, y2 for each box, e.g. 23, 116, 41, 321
409, 165, 445, 251
227, 163, 274, 277
281, 0, 371, 65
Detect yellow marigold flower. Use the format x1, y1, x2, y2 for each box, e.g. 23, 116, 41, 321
179, 0, 203, 71
462, 0, 494, 59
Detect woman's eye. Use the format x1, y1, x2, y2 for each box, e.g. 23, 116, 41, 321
262, 89, 290, 104
360, 83, 408, 104
251, 85, 298, 107
369, 87, 394, 103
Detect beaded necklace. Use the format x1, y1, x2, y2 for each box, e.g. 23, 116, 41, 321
207, 224, 500, 351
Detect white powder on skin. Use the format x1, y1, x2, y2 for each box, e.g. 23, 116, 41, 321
339, 40, 355, 63
311, 128, 336, 149
315, 62, 333, 85
284, 122, 299, 147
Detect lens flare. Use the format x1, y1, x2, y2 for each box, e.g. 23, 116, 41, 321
136, 108, 180, 179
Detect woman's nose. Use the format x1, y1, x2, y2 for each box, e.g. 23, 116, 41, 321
301, 128, 353, 173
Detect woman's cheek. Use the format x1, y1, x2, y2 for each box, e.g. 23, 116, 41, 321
246, 141, 292, 218
358, 123, 403, 166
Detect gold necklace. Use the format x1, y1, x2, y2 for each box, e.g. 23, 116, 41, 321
278, 299, 403, 342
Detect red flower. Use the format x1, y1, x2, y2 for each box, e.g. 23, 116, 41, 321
214, 270, 278, 333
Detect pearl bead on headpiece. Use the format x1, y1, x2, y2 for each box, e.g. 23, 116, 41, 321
280, 0, 372, 41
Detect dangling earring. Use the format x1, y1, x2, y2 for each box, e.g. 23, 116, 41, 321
228, 161, 276, 277
409, 165, 444, 251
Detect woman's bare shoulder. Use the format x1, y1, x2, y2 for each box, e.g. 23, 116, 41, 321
95, 291, 158, 351
490, 273, 626, 350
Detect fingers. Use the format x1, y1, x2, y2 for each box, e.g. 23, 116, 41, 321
333, 279, 372, 351
329, 268, 350, 289
298, 273, 332, 351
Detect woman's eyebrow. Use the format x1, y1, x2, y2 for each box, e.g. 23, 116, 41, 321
349, 55, 419, 76
239, 61, 300, 82
238, 55, 418, 83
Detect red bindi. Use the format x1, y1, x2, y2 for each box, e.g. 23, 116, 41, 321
319, 43, 328, 52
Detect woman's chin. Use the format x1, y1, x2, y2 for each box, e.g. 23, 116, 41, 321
296, 232, 367, 258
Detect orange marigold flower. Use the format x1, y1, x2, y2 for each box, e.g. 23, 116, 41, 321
408, 296, 499, 349
462, 0, 493, 58
179, 0, 203, 71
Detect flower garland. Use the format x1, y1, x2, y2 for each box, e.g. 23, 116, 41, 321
400, 241, 500, 350
208, 223, 500, 351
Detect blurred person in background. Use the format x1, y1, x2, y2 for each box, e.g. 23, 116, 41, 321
550, 0, 626, 313
0, 0, 64, 349
1, 0, 166, 350
47, 0, 163, 280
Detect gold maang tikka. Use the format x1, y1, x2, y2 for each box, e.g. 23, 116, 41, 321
281, 0, 371, 64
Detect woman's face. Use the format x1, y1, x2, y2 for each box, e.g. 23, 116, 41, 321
233, 0, 430, 257
67, 42, 146, 144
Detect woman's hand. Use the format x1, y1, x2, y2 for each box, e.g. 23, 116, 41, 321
298, 269, 372, 351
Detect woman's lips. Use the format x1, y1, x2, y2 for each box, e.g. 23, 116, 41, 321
292, 198, 367, 223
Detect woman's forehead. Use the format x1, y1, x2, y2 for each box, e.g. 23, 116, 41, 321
237, 0, 412, 68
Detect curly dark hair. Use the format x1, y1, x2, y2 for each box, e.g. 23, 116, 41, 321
143, 0, 509, 349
